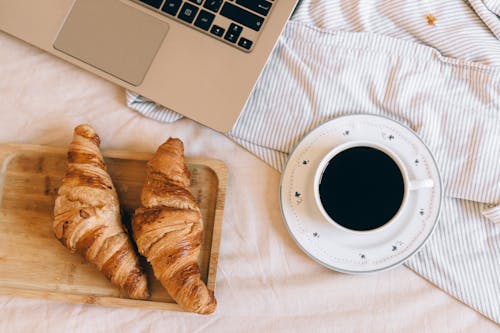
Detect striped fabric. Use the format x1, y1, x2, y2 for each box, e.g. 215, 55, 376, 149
127, 0, 500, 323
126, 91, 183, 123
469, 0, 500, 39
410, 198, 500, 322
292, 0, 500, 66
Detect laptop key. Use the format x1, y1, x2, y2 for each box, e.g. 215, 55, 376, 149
194, 10, 215, 31
224, 24, 242, 43
134, 0, 268, 52
178, 2, 199, 24
220, 2, 264, 31
139, 0, 163, 9
162, 0, 182, 16
236, 0, 272, 16
203, 0, 223, 13
224, 32, 239, 43
228, 23, 243, 34
210, 25, 225, 37
238, 37, 253, 50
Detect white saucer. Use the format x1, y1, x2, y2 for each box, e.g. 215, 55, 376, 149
280, 114, 443, 273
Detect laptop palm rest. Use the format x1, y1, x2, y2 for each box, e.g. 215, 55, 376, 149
54, 0, 168, 86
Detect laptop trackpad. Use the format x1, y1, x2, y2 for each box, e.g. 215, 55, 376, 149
54, 0, 168, 86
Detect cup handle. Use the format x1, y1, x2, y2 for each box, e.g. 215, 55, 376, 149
408, 179, 434, 191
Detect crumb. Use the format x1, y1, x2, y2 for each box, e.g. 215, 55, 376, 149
426, 13, 436, 26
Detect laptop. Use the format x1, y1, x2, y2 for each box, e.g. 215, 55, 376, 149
0, 0, 298, 132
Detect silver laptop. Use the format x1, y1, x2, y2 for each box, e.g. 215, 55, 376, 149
0, 0, 298, 132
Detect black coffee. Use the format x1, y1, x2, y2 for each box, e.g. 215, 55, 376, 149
318, 146, 404, 231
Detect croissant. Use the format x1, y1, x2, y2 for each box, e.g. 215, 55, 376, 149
53, 124, 149, 300
132, 138, 217, 314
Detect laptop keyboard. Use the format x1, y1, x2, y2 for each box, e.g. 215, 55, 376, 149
133, 0, 275, 52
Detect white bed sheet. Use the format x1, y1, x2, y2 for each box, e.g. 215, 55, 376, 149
0, 33, 498, 333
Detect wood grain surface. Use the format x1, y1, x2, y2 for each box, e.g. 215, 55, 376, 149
0, 144, 227, 312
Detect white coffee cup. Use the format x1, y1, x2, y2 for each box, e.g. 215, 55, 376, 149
313, 141, 434, 233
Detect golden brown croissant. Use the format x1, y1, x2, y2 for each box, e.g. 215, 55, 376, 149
132, 138, 217, 314
53, 124, 149, 300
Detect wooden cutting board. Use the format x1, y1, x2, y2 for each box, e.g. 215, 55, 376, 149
0, 143, 227, 311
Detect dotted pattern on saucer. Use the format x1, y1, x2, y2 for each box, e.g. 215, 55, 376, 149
280, 115, 442, 272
